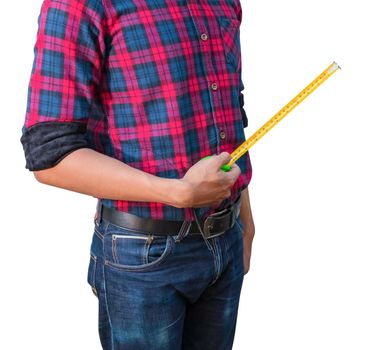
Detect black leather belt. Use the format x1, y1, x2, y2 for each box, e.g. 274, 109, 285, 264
95, 194, 242, 239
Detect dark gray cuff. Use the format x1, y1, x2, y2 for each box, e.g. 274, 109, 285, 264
20, 122, 88, 171
239, 92, 248, 128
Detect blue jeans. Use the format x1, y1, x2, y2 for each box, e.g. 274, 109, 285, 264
87, 213, 245, 350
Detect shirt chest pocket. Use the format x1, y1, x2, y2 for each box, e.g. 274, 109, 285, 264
217, 17, 242, 72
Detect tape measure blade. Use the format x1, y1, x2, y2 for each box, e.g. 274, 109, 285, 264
228, 62, 340, 166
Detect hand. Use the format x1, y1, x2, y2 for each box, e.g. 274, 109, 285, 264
178, 152, 241, 208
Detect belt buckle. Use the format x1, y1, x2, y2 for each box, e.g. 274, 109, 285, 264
202, 207, 231, 238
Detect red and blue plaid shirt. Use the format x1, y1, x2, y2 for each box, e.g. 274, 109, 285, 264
20, 0, 252, 221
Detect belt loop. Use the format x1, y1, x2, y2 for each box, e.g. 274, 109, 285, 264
174, 219, 192, 243
192, 207, 213, 251
231, 195, 241, 227
94, 199, 103, 227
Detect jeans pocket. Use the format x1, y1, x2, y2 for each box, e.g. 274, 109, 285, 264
104, 225, 175, 272
87, 252, 98, 297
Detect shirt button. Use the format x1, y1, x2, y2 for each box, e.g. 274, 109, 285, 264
219, 131, 226, 139
200, 33, 208, 41
211, 82, 218, 90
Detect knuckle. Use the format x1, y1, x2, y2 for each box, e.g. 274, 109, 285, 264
233, 166, 241, 175
217, 176, 226, 186
226, 174, 237, 185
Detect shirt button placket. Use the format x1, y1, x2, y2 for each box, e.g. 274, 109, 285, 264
211, 82, 218, 91
200, 33, 208, 41
191, 11, 225, 151
200, 34, 219, 93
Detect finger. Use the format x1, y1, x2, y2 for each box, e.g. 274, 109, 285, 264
231, 163, 240, 171
225, 164, 241, 181
228, 163, 241, 175
225, 189, 231, 198
215, 151, 232, 166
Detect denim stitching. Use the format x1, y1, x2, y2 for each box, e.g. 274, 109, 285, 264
101, 224, 115, 350
221, 231, 231, 265
215, 238, 223, 283
90, 254, 98, 296
143, 234, 154, 264
94, 227, 104, 241
208, 238, 221, 286
111, 236, 118, 264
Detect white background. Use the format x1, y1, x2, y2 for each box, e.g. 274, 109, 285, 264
0, 0, 364, 349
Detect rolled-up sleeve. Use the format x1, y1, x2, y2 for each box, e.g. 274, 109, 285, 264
238, 75, 248, 128
20, 0, 105, 171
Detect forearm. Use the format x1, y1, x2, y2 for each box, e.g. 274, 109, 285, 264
240, 186, 255, 275
240, 186, 255, 234
34, 148, 185, 207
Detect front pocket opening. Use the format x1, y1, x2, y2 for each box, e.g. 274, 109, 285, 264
105, 233, 174, 271
111, 233, 154, 266
112, 234, 151, 240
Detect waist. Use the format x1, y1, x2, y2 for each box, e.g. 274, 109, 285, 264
95, 192, 243, 238
98, 180, 246, 221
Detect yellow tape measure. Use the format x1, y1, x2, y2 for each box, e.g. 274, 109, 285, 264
204, 61, 341, 171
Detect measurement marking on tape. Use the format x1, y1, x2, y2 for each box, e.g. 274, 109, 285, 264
226, 61, 341, 168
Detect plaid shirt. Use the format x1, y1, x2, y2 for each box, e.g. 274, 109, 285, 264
20, 0, 252, 221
